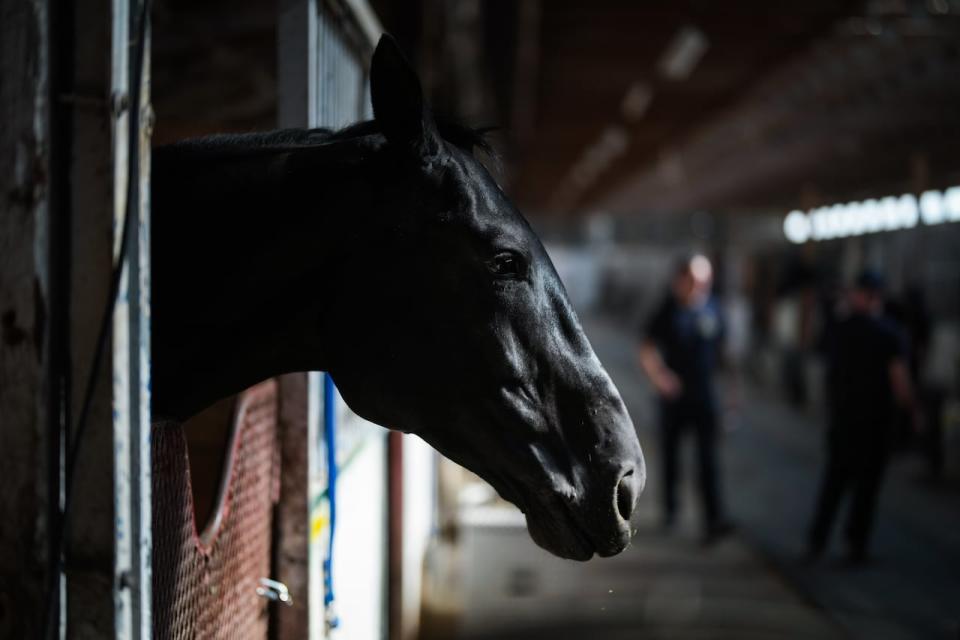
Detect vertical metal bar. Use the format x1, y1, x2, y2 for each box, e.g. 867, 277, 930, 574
319, 5, 329, 127
278, 0, 319, 129
109, 1, 133, 636
329, 20, 336, 127
338, 19, 344, 124
132, 19, 153, 638
111, 0, 151, 637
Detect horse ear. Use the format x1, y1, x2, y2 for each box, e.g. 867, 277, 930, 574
370, 34, 439, 156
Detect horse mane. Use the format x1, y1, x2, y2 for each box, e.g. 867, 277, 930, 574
164, 116, 497, 158
324, 117, 497, 157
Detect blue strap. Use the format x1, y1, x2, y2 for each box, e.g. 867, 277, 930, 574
322, 374, 340, 628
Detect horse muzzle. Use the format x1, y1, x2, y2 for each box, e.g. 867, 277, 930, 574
524, 450, 646, 561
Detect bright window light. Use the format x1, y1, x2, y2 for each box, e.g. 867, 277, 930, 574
945, 186, 960, 221
784, 210, 811, 244
783, 186, 959, 243
920, 190, 944, 224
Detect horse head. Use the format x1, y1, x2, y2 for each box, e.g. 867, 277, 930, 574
316, 36, 645, 560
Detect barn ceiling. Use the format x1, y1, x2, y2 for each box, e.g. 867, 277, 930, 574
151, 0, 960, 218
482, 0, 862, 215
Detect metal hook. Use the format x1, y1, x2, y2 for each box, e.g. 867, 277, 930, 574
256, 577, 293, 606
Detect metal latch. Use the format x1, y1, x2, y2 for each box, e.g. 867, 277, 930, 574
256, 578, 293, 606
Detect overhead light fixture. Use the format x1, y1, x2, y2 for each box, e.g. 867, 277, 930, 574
549, 126, 631, 211
657, 148, 685, 186
657, 25, 709, 81
569, 125, 630, 187
621, 82, 653, 122
782, 186, 960, 243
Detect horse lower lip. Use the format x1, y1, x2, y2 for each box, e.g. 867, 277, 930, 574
557, 503, 595, 559
563, 497, 634, 558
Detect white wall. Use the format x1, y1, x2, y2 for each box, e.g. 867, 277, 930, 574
331, 408, 388, 640
309, 377, 389, 640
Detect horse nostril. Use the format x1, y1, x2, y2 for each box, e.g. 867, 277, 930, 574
615, 468, 638, 522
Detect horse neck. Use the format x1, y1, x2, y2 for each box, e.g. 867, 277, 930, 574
151, 137, 379, 420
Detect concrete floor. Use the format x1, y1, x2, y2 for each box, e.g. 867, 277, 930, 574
422, 315, 960, 640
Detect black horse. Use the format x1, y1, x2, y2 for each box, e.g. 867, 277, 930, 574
151, 35, 645, 561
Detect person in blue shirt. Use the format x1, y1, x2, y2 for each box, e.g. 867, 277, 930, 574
806, 270, 913, 564
639, 254, 733, 544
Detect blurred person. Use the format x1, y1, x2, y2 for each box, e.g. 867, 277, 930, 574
885, 286, 931, 451
806, 270, 913, 565
639, 254, 733, 544
888, 285, 945, 480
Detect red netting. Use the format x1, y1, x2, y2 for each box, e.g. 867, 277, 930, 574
153, 381, 281, 639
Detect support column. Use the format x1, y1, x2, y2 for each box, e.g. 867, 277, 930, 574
0, 1, 52, 637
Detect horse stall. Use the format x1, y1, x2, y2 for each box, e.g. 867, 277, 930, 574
0, 0, 435, 637
149, 1, 439, 638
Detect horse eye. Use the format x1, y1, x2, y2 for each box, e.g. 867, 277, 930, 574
487, 251, 526, 278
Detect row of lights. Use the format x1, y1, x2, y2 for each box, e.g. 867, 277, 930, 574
783, 186, 960, 244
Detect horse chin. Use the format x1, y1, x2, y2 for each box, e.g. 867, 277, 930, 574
525, 510, 596, 561
522, 491, 633, 561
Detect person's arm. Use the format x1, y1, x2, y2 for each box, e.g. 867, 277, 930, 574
889, 354, 922, 435
717, 303, 741, 412
889, 357, 913, 409
639, 339, 682, 399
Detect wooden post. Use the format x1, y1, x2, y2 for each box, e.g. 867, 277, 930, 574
274, 373, 311, 638
387, 431, 404, 640
0, 1, 52, 637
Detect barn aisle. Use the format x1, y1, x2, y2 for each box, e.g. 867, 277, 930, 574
441, 508, 842, 640
421, 314, 960, 640
420, 317, 845, 640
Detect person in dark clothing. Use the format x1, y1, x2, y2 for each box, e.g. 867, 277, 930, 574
888, 285, 945, 479
885, 285, 933, 451
639, 254, 733, 544
807, 270, 913, 564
